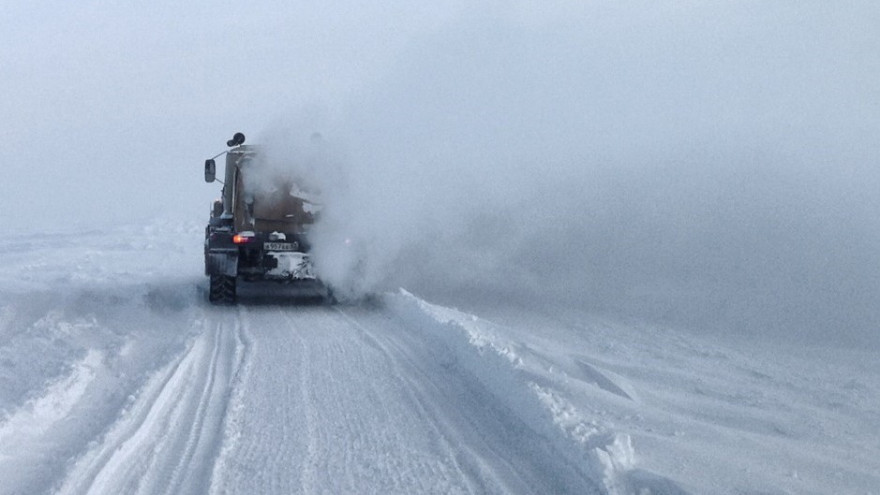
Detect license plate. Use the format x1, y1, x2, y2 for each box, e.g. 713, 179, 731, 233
264, 242, 298, 251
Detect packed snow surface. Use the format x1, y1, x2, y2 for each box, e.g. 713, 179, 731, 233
0, 222, 878, 495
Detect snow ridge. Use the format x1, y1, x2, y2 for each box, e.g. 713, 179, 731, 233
56, 313, 240, 495
0, 349, 101, 460
392, 290, 651, 495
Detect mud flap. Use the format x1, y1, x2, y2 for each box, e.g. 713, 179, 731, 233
206, 251, 239, 277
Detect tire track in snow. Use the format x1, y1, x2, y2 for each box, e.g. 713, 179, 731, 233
290, 311, 318, 494
282, 308, 474, 494
56, 297, 609, 494
209, 307, 309, 495
207, 307, 254, 495
57, 310, 244, 495
338, 303, 604, 494
330, 307, 484, 494
295, 307, 481, 494
209, 305, 484, 494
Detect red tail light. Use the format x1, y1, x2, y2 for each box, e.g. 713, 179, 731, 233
233, 234, 251, 244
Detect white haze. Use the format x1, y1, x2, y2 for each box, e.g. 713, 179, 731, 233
4, 1, 878, 346
263, 2, 880, 347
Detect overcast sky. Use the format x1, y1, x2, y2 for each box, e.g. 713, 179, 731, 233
3, 1, 879, 344
3, 1, 877, 229
1, 0, 467, 228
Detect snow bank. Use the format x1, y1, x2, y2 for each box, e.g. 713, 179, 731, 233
0, 222, 207, 493
390, 290, 687, 495
0, 349, 101, 455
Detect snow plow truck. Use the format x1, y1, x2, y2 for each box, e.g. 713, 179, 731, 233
203, 132, 331, 304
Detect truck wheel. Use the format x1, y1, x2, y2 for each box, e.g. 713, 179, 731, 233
324, 286, 338, 305
209, 275, 237, 304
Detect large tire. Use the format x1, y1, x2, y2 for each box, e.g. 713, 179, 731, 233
323, 286, 338, 305
208, 275, 237, 304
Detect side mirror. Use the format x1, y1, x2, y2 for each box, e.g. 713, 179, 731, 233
205, 159, 216, 183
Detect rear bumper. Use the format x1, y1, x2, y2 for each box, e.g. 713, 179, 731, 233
206, 228, 316, 281
239, 250, 316, 281
265, 251, 315, 280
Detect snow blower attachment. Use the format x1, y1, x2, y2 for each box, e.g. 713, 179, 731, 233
203, 132, 332, 304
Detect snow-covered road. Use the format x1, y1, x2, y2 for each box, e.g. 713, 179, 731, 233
207, 303, 603, 494
1, 292, 622, 495
45, 294, 641, 495
1, 222, 878, 494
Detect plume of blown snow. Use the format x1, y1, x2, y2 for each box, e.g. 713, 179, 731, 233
264, 2, 880, 346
